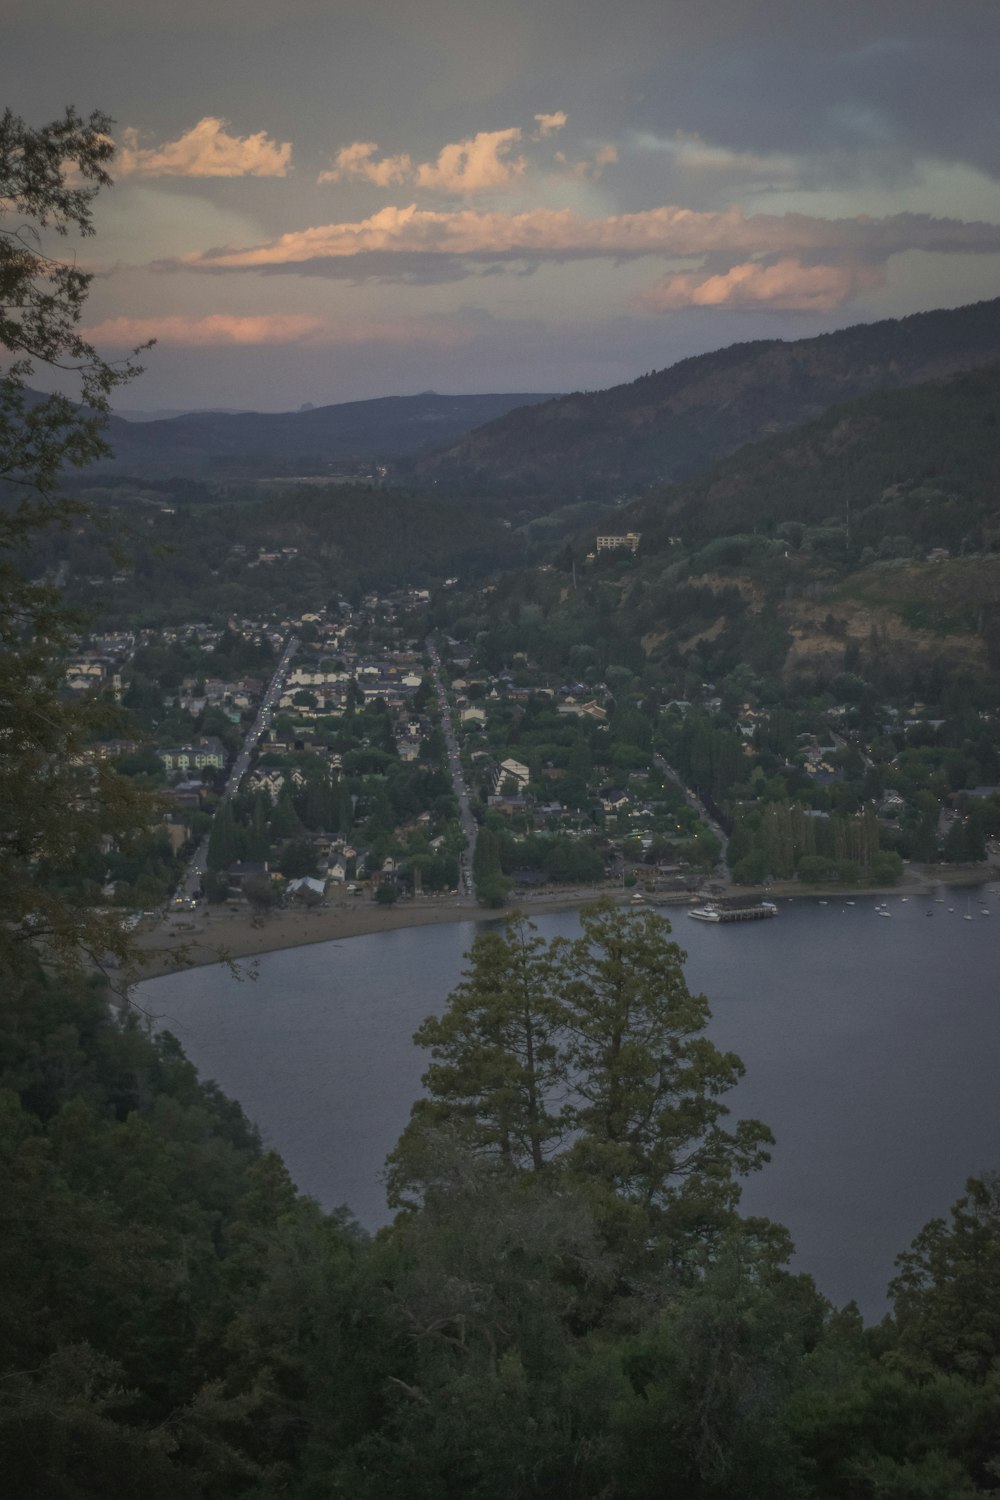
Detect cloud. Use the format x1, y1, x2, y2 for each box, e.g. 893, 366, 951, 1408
557, 143, 619, 180
82, 314, 325, 346
321, 128, 527, 195
534, 111, 567, 137
633, 129, 800, 181
318, 141, 413, 187
117, 118, 292, 178
642, 257, 886, 312
81, 311, 476, 350
172, 202, 1000, 284
416, 128, 526, 194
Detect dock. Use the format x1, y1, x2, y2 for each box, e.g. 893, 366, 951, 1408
688, 899, 778, 924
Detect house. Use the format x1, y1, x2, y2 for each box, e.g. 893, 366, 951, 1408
579, 700, 608, 723
227, 860, 271, 890
166, 780, 205, 812
494, 757, 531, 793
487, 795, 530, 816
157, 736, 227, 773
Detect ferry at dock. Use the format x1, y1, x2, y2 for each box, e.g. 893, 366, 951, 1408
688, 899, 779, 924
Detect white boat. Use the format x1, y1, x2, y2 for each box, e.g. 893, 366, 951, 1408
878, 909, 891, 918
688, 903, 722, 922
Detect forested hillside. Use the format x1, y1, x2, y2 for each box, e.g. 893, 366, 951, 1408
94, 391, 555, 479
589, 363, 1000, 693
26, 482, 525, 625
418, 298, 1000, 499
623, 363, 1000, 553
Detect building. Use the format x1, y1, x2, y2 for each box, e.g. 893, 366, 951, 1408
596, 532, 641, 554
157, 736, 227, 773
493, 757, 531, 793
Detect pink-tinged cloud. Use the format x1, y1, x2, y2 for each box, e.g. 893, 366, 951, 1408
415, 128, 526, 194
82, 312, 476, 350
533, 111, 567, 137
172, 204, 1000, 279
644, 258, 886, 312
117, 118, 292, 178
320, 128, 526, 196
318, 141, 413, 187
82, 314, 326, 346
559, 143, 619, 180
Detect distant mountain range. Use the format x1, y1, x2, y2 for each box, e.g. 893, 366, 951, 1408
92, 391, 556, 478
73, 298, 1000, 499
416, 298, 1000, 499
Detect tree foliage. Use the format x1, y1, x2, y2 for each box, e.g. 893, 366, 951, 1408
1, 109, 153, 986
391, 902, 772, 1247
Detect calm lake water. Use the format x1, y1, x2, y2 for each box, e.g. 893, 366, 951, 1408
137, 886, 1000, 1319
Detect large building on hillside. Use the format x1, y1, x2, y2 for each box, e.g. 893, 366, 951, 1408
596, 532, 641, 553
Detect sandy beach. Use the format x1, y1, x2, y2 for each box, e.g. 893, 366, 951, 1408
128, 862, 994, 983
130, 887, 629, 980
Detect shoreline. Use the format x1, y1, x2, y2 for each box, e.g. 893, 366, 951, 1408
129, 862, 996, 985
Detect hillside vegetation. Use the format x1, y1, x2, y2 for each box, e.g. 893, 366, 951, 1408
93, 391, 555, 480
418, 297, 1000, 500
28, 483, 526, 626
578, 363, 1000, 690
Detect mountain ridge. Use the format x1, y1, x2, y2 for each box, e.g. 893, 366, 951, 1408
91, 390, 557, 478
415, 298, 1000, 499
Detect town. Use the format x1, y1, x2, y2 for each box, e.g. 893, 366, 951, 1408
64, 566, 1000, 940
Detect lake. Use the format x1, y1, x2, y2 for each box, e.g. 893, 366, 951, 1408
136, 886, 1000, 1319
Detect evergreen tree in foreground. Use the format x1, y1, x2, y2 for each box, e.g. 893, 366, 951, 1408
390, 901, 773, 1251
1, 106, 151, 988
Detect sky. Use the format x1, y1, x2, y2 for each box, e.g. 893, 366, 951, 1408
5, 0, 1000, 412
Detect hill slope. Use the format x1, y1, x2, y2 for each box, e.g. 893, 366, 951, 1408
418, 299, 1000, 499
603, 363, 1000, 688
95, 390, 555, 478
621, 362, 1000, 555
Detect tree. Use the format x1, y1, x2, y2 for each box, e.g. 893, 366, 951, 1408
389, 917, 564, 1207
553, 901, 772, 1223
1, 109, 151, 987
389, 902, 771, 1246
206, 798, 241, 870
278, 837, 319, 879
242, 872, 274, 920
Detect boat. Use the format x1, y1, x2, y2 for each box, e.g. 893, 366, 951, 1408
687, 900, 778, 924
878, 909, 891, 918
